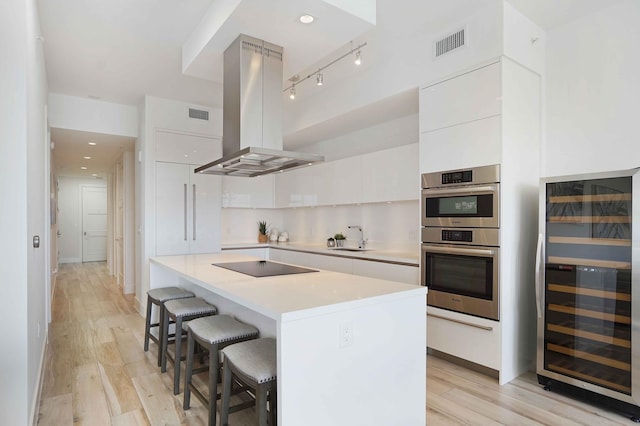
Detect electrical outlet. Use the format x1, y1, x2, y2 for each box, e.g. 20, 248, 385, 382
338, 321, 353, 348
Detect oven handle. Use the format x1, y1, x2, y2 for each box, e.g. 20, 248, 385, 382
535, 233, 544, 318
427, 313, 494, 331
422, 244, 496, 257
422, 184, 498, 196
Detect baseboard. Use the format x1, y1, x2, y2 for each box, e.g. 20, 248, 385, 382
30, 330, 49, 426
427, 347, 499, 380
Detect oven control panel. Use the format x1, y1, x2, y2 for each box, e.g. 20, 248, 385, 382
441, 229, 473, 242
441, 170, 473, 185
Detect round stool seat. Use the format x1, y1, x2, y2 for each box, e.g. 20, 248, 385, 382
161, 297, 217, 395
183, 315, 259, 426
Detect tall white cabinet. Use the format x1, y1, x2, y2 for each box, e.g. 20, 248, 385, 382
155, 131, 222, 255
419, 57, 541, 385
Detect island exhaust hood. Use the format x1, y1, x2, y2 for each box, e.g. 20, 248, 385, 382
195, 35, 323, 177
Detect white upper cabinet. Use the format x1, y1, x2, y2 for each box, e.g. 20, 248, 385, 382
362, 144, 419, 203
419, 61, 501, 133
275, 166, 317, 208
156, 130, 220, 165
222, 175, 274, 208
314, 156, 362, 206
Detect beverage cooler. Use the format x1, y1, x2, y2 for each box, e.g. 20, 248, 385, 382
536, 168, 639, 420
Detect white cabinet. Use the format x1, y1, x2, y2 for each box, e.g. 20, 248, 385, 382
313, 156, 362, 206
275, 166, 316, 207
222, 175, 274, 208
156, 130, 220, 165
362, 144, 419, 203
222, 247, 268, 259
419, 61, 501, 133
156, 162, 221, 255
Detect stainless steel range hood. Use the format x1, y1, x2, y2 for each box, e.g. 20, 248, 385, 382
195, 34, 323, 177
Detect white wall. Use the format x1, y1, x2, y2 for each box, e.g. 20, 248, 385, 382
48, 93, 138, 137
57, 177, 107, 263
544, 0, 640, 177
0, 0, 48, 423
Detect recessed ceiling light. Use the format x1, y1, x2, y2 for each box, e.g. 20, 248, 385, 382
83, 156, 92, 159
81, 166, 87, 170
299, 14, 314, 24
91, 173, 98, 177
88, 142, 97, 146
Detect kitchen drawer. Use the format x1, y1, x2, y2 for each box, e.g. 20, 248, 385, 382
352, 259, 419, 285
426, 306, 500, 370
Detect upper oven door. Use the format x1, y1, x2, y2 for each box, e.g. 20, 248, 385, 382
422, 183, 499, 228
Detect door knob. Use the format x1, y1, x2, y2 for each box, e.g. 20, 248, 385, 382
33, 235, 40, 248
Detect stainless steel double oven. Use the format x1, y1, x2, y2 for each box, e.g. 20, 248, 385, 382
421, 164, 500, 320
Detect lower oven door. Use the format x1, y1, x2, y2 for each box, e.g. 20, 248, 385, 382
422, 243, 499, 321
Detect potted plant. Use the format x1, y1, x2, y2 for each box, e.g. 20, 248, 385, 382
334, 232, 346, 247
258, 220, 269, 243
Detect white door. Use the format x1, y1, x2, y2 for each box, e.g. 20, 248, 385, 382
82, 186, 107, 262
189, 165, 221, 254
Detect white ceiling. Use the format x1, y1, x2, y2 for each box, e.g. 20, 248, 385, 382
39, 0, 622, 178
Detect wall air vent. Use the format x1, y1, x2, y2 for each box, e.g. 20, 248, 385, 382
188, 108, 209, 121
434, 28, 466, 59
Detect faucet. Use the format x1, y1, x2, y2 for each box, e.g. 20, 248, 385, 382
347, 225, 366, 249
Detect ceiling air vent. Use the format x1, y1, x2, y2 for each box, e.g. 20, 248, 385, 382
188, 108, 209, 121
434, 28, 466, 58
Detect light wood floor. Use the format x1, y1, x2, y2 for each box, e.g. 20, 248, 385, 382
37, 262, 635, 425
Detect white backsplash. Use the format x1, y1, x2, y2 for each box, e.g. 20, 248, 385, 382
221, 200, 419, 252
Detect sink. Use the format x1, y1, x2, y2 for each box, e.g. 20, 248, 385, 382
329, 247, 371, 252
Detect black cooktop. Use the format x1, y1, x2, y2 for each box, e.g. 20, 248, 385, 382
212, 260, 318, 278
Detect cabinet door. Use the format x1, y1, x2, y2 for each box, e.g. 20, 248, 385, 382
189, 165, 221, 254
156, 162, 190, 255
274, 167, 316, 207
419, 62, 501, 133
362, 144, 419, 203
315, 156, 362, 206
156, 131, 220, 165
222, 175, 274, 208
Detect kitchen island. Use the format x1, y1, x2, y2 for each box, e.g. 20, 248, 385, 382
149, 253, 426, 426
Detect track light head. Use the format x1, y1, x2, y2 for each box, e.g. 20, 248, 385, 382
316, 73, 323, 86
289, 85, 296, 100
354, 50, 362, 66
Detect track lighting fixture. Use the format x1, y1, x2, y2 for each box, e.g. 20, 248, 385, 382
283, 41, 367, 100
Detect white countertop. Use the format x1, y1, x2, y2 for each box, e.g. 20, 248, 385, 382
221, 242, 419, 265
150, 253, 425, 322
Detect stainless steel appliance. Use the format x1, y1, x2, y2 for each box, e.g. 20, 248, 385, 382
421, 165, 501, 320
422, 228, 500, 320
536, 168, 639, 419
422, 164, 499, 228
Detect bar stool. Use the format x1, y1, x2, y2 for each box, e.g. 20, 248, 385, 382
161, 297, 217, 394
144, 287, 194, 366
183, 315, 260, 426
220, 337, 277, 426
